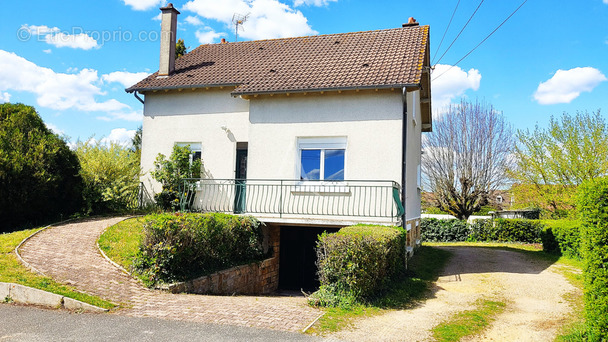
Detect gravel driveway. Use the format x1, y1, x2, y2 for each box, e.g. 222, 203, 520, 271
331, 246, 579, 342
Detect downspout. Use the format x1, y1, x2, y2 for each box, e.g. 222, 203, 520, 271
401, 87, 408, 230
133, 91, 144, 105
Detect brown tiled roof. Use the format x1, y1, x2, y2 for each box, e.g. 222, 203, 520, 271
126, 25, 430, 95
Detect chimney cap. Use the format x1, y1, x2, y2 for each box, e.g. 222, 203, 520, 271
160, 3, 180, 14
402, 17, 419, 27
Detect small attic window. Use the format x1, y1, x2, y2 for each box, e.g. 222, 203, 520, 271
334, 41, 340, 44
362, 63, 369, 67
269, 69, 276, 73
259, 47, 264, 50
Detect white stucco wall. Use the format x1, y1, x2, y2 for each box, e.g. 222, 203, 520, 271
140, 88, 249, 193
247, 91, 403, 182
405, 90, 422, 221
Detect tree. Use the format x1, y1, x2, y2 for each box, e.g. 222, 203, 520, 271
175, 38, 187, 59
75, 140, 141, 214
152, 144, 202, 210
511, 110, 608, 218
422, 99, 514, 220
0, 103, 83, 231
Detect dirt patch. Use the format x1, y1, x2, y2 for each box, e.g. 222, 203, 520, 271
331, 246, 579, 342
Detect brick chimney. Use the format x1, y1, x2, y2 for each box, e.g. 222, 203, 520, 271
158, 3, 180, 77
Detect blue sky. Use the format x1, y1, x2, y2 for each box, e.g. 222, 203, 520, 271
1, 0, 607, 145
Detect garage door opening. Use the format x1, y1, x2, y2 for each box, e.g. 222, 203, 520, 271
278, 226, 340, 291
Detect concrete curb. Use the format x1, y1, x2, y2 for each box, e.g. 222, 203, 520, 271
0, 282, 108, 313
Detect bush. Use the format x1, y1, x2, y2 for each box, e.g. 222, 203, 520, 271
0, 103, 83, 231
421, 218, 470, 242
134, 213, 264, 286
540, 220, 582, 259
152, 145, 202, 211
470, 219, 542, 243
312, 225, 404, 306
75, 140, 141, 214
577, 177, 608, 340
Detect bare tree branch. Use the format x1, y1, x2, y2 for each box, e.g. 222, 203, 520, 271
422, 98, 514, 219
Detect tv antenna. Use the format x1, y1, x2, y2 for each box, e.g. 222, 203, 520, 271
232, 13, 250, 42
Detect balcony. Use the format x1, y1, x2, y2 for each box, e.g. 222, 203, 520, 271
179, 179, 404, 226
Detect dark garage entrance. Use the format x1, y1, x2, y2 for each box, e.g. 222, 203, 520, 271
279, 226, 340, 291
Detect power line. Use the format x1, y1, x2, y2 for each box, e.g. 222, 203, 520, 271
432, 0, 461, 66
433, 0, 485, 67
432, 0, 529, 82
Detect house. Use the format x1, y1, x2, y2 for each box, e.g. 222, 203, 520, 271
126, 4, 432, 290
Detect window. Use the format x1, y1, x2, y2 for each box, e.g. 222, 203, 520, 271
298, 137, 346, 181
175, 142, 201, 165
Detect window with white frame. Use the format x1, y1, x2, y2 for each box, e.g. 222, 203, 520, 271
298, 137, 346, 181
175, 142, 201, 165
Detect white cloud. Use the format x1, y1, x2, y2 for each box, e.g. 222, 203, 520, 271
100, 128, 137, 146
185, 15, 204, 26
43, 49, 52, 54
293, 0, 337, 6
21, 24, 98, 50
195, 29, 223, 44
45, 123, 64, 135
604, 0, 608, 4
0, 92, 10, 103
97, 111, 143, 122
45, 32, 98, 50
431, 64, 481, 113
534, 67, 607, 105
123, 0, 165, 11
183, 0, 317, 40
0, 50, 129, 112
20, 24, 60, 36
102, 71, 150, 88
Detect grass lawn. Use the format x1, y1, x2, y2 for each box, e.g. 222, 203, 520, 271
432, 299, 507, 342
97, 217, 145, 272
0, 227, 115, 310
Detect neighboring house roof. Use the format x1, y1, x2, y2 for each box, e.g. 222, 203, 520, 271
127, 25, 432, 130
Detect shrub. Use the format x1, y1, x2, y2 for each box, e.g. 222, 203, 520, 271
470, 219, 542, 243
134, 213, 264, 286
312, 225, 404, 306
0, 103, 83, 231
421, 218, 470, 242
577, 177, 608, 340
540, 220, 582, 259
152, 145, 202, 211
75, 140, 141, 214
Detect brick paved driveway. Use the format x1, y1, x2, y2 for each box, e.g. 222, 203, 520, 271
18, 217, 321, 332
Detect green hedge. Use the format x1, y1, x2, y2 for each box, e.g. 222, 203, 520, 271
421, 218, 544, 243
470, 219, 543, 243
311, 225, 404, 306
420, 218, 470, 242
577, 177, 608, 340
134, 213, 265, 286
539, 220, 582, 259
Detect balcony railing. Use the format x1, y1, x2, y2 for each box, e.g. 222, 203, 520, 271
179, 179, 404, 224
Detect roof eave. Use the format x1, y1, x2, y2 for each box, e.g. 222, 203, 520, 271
232, 83, 421, 97
125, 83, 242, 94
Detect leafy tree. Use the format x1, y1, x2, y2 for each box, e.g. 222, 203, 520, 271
131, 125, 142, 153
0, 103, 83, 231
511, 110, 608, 218
175, 38, 187, 59
152, 145, 201, 210
422, 98, 514, 220
75, 140, 141, 214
